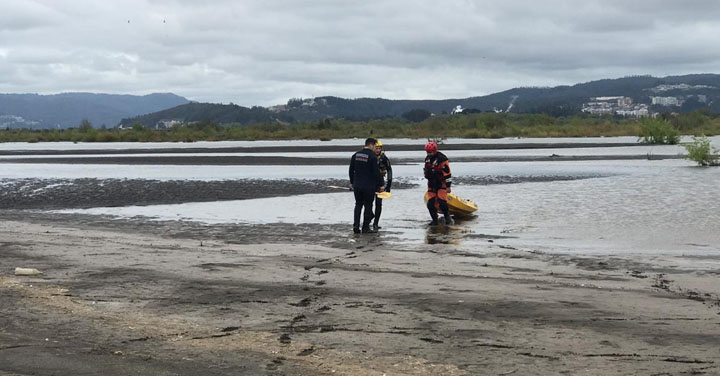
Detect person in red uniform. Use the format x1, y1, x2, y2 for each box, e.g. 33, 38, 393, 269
423, 141, 453, 225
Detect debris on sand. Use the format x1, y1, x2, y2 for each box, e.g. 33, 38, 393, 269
278, 333, 292, 344
14, 267, 43, 276
297, 346, 315, 356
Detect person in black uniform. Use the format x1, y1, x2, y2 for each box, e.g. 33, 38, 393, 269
372, 140, 392, 232
349, 138, 385, 233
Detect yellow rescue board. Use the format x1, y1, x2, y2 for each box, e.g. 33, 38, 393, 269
424, 192, 478, 216
376, 191, 392, 199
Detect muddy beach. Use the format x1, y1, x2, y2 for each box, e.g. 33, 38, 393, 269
1, 207, 719, 375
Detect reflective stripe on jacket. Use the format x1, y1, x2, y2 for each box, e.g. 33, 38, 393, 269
349, 148, 383, 190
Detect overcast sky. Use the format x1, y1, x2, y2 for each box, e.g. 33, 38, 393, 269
1, 0, 719, 106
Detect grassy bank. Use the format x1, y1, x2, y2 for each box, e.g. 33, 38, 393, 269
3, 111, 720, 143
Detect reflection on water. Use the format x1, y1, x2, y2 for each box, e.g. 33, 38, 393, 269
424, 214, 479, 245
425, 225, 462, 245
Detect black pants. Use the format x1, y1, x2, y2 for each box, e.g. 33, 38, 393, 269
374, 197, 383, 226
427, 197, 450, 220
353, 189, 375, 230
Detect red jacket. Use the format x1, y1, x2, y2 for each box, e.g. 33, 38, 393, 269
424, 152, 452, 190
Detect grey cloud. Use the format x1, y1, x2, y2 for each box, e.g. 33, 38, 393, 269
2, 0, 720, 106
0, 1, 63, 31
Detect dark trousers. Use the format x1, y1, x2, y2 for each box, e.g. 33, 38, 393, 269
374, 197, 383, 226
427, 197, 450, 220
353, 189, 375, 230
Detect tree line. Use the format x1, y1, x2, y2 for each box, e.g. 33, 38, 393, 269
2, 111, 720, 143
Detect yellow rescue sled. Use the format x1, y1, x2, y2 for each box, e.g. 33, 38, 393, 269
424, 192, 478, 217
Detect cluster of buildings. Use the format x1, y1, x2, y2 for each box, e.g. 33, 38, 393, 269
0, 115, 40, 129
582, 92, 711, 118
582, 96, 650, 117
583, 83, 717, 117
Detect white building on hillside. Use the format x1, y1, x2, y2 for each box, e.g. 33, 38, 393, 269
616, 105, 650, 117
582, 101, 614, 115
651, 96, 682, 106
582, 96, 648, 117
156, 119, 183, 129
451, 105, 464, 114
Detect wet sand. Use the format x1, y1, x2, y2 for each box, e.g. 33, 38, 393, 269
1, 206, 719, 375
0, 176, 607, 210
0, 178, 391, 210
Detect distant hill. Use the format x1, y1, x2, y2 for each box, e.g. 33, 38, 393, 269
0, 93, 189, 129
119, 102, 283, 129
121, 74, 720, 127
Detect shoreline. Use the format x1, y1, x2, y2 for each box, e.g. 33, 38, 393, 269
0, 142, 644, 156
0, 153, 684, 165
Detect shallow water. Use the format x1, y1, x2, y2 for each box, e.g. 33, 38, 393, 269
0, 136, 649, 151
4, 136, 717, 256
1, 136, 717, 152
0, 159, 639, 180
475, 162, 720, 255
0, 144, 690, 160
56, 158, 720, 256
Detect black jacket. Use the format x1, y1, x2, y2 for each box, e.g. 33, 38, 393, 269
378, 152, 393, 192
349, 148, 383, 191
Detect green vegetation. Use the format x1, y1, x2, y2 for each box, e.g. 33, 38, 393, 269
402, 109, 432, 123
638, 118, 680, 144
3, 111, 720, 143
683, 135, 719, 166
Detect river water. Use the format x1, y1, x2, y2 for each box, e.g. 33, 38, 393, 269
2, 137, 719, 256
